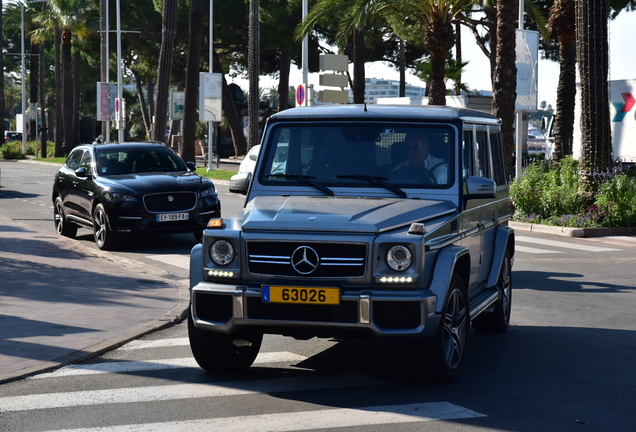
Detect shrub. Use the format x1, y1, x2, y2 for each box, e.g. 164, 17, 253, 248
595, 174, 636, 227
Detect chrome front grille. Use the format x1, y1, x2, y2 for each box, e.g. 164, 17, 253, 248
247, 241, 367, 277
143, 192, 196, 213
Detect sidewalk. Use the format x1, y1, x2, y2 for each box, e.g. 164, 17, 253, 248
0, 216, 190, 384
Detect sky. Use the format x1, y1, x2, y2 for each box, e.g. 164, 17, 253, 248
231, 10, 636, 110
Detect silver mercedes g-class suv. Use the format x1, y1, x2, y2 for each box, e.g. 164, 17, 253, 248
189, 104, 514, 383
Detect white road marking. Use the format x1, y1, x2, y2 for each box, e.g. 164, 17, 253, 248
45, 402, 485, 432
516, 236, 620, 252
119, 337, 189, 350
2, 374, 382, 412
515, 245, 560, 254
30, 352, 308, 379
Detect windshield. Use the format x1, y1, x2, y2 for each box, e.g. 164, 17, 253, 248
259, 123, 454, 189
95, 147, 188, 176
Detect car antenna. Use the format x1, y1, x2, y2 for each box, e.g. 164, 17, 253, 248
364, 102, 367, 112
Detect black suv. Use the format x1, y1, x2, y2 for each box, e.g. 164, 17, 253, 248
52, 142, 220, 250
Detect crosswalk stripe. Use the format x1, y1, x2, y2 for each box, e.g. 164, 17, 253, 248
30, 352, 308, 379
515, 245, 560, 254
1, 373, 383, 412
119, 337, 189, 350
46, 402, 485, 432
516, 236, 620, 252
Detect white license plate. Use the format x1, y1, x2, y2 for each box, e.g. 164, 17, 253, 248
157, 213, 189, 222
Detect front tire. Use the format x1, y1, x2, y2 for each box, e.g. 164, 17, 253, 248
472, 250, 512, 333
188, 312, 262, 373
93, 203, 117, 250
415, 273, 469, 384
54, 197, 77, 238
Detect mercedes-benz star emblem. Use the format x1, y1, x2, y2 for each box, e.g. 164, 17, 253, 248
167, 195, 174, 202
291, 246, 319, 275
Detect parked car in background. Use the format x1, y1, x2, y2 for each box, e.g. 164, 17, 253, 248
4, 131, 22, 143
52, 141, 221, 250
237, 145, 260, 174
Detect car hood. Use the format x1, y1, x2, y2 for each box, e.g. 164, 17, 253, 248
98, 172, 208, 194
241, 195, 456, 233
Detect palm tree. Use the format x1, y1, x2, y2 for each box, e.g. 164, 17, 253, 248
43, 0, 95, 154
492, 0, 517, 172
548, 0, 576, 161
576, 0, 612, 193
181, 0, 204, 163
150, 0, 178, 143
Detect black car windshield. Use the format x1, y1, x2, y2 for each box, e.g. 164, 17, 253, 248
259, 123, 454, 189
95, 147, 188, 176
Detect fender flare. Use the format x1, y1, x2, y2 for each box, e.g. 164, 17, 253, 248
486, 225, 515, 289
429, 245, 471, 313
190, 243, 204, 291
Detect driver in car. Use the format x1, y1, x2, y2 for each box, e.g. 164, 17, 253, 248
392, 134, 447, 184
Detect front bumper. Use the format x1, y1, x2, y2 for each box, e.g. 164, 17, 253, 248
190, 281, 441, 338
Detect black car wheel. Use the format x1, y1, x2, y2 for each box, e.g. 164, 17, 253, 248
415, 273, 469, 384
188, 311, 262, 373
93, 203, 117, 250
54, 197, 77, 238
472, 250, 512, 333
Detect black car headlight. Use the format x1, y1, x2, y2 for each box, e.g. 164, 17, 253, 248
199, 184, 217, 197
209, 240, 235, 265
103, 191, 137, 202
386, 245, 413, 271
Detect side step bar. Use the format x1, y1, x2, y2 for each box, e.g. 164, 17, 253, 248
469, 288, 500, 320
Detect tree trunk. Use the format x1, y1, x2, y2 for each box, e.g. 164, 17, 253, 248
150, 0, 178, 143
550, 0, 576, 160
352, 27, 365, 104
492, 0, 518, 173
181, 0, 204, 163
132, 69, 151, 138
424, 21, 455, 106
399, 37, 405, 97
576, 0, 612, 193
100, 0, 108, 140
73, 47, 81, 147
39, 43, 48, 158
54, 24, 64, 156
0, 0, 5, 142
61, 28, 74, 155
277, 52, 291, 112
248, 0, 260, 150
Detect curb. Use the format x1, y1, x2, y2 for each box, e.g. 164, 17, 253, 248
509, 221, 636, 238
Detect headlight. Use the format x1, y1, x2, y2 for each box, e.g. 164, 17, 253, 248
386, 245, 412, 271
103, 191, 137, 202
199, 186, 216, 197
209, 240, 235, 265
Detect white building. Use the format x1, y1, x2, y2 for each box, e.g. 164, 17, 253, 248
346, 78, 427, 104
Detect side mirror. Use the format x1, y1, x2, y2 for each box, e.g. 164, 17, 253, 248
186, 161, 197, 171
229, 172, 251, 195
465, 176, 497, 199
540, 116, 549, 132
75, 167, 90, 178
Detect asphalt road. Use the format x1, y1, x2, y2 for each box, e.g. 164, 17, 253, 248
1, 159, 636, 431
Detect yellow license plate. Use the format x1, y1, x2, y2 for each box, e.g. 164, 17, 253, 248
262, 286, 340, 305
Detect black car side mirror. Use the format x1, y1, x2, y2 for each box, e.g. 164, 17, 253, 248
75, 167, 90, 178
187, 161, 197, 171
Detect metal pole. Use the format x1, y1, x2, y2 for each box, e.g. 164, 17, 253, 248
515, 0, 524, 179
302, 0, 308, 85
21, 4, 27, 153
105, 0, 110, 143
116, 0, 124, 142
207, 0, 216, 171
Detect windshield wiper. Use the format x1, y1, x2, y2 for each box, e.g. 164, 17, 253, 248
336, 174, 407, 198
266, 173, 334, 196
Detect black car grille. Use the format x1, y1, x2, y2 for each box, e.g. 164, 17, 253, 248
246, 297, 358, 323
143, 192, 196, 213
247, 241, 366, 277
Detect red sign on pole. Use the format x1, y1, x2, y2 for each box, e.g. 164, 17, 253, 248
296, 85, 305, 106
